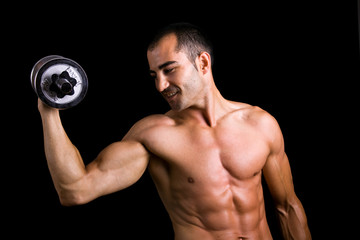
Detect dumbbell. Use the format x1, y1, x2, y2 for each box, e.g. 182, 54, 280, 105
30, 55, 88, 109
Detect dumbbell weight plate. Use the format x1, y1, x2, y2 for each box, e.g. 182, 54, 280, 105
30, 55, 88, 109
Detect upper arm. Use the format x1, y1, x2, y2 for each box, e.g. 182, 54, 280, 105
63, 119, 152, 205
86, 140, 150, 197
259, 111, 297, 207
263, 151, 296, 207
85, 115, 169, 198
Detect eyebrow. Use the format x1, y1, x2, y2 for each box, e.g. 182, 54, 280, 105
149, 61, 177, 74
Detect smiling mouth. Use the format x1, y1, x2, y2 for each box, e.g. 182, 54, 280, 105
162, 87, 180, 100
163, 91, 177, 98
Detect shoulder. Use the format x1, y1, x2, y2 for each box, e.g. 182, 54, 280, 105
230, 102, 275, 124
248, 106, 284, 152
122, 114, 175, 141
248, 106, 279, 129
232, 103, 283, 145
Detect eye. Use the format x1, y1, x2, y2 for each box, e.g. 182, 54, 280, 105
164, 68, 175, 74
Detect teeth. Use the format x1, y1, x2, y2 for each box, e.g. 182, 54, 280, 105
165, 92, 177, 97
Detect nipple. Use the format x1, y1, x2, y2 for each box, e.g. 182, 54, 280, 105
187, 177, 194, 183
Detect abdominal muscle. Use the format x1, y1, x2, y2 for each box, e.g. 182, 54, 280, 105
170, 186, 272, 240
151, 164, 272, 240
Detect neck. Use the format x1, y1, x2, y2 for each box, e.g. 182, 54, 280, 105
189, 80, 232, 127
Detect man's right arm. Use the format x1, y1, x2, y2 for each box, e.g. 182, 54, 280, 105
38, 100, 150, 206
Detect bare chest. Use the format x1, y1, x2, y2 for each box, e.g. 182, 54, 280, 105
146, 119, 270, 230
147, 120, 270, 183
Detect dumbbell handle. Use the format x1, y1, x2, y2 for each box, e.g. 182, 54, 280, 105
51, 72, 75, 96
56, 77, 73, 94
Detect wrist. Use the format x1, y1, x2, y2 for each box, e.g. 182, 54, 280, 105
38, 99, 60, 118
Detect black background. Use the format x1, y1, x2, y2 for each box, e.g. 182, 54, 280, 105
3, 1, 359, 239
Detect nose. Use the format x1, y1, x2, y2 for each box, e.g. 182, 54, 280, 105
155, 75, 170, 93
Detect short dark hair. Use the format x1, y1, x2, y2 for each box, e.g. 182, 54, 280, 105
148, 22, 214, 69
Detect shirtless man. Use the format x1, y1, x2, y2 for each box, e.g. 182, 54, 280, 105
38, 23, 311, 239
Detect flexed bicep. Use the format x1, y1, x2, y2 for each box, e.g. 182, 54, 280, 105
63, 140, 150, 205
91, 140, 150, 193
82, 115, 171, 203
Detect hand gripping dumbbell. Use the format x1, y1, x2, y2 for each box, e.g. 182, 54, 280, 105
30, 55, 88, 109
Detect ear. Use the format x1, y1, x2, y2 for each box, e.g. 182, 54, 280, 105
197, 52, 211, 75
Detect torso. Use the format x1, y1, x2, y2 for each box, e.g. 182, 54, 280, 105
138, 103, 273, 240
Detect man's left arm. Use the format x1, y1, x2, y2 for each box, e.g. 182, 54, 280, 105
259, 111, 311, 240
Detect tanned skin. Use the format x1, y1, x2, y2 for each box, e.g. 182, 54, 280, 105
38, 33, 311, 239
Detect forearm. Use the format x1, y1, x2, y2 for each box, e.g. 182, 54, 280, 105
277, 197, 311, 240
40, 108, 86, 195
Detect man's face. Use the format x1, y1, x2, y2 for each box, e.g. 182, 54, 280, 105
147, 34, 204, 111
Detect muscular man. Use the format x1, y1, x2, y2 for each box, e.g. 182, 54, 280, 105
38, 23, 311, 239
